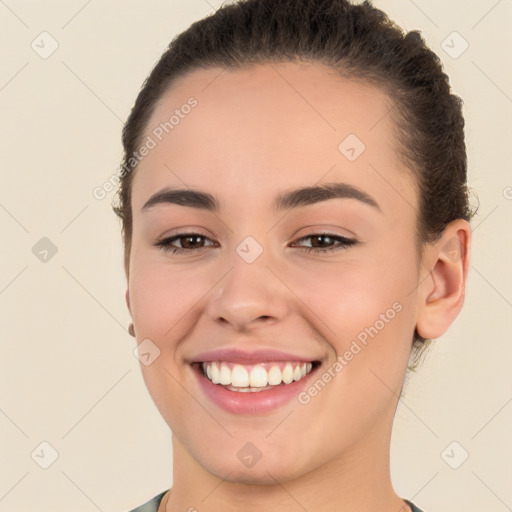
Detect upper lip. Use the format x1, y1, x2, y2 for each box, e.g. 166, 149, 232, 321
188, 347, 321, 364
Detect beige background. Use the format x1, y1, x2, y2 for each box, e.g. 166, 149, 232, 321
1, 0, 511, 511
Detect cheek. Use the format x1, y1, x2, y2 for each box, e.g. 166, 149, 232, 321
290, 262, 416, 428
290, 256, 414, 337
129, 262, 199, 421
286, 249, 417, 382
129, 260, 208, 341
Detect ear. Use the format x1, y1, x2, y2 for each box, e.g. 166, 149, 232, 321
125, 288, 132, 316
416, 219, 472, 340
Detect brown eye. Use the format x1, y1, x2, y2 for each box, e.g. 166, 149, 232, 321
292, 233, 357, 254
154, 233, 216, 254
310, 235, 336, 248
179, 235, 206, 249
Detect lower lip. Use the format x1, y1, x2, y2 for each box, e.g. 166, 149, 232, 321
191, 363, 320, 415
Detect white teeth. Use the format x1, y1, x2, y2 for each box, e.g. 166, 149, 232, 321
249, 366, 268, 387
200, 360, 316, 388
282, 363, 294, 384
268, 365, 282, 385
219, 363, 231, 385
231, 365, 249, 387
211, 362, 220, 384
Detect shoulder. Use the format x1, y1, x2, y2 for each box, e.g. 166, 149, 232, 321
126, 490, 168, 512
126, 492, 426, 512
404, 499, 427, 512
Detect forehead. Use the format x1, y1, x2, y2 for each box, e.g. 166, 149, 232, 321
131, 61, 416, 216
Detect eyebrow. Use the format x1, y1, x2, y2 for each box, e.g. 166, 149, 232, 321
141, 182, 381, 213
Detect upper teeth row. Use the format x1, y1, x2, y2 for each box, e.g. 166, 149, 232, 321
202, 361, 314, 388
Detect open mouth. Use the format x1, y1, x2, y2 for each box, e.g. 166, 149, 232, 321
191, 360, 322, 392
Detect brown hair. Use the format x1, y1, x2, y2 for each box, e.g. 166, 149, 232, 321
112, 0, 477, 369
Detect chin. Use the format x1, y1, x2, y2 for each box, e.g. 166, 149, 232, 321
208, 461, 303, 485
199, 445, 311, 482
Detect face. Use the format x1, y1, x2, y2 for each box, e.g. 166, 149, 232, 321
126, 61, 423, 483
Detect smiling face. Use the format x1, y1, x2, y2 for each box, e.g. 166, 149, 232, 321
126, 61, 424, 483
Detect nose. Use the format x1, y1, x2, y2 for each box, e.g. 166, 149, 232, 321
205, 243, 290, 333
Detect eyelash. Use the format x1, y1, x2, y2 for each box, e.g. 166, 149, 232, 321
154, 232, 357, 255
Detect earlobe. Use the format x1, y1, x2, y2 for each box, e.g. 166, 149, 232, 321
416, 219, 472, 340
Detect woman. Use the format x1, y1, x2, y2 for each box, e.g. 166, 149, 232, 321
113, 0, 475, 510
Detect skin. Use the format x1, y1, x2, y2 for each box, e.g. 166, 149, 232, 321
125, 61, 471, 512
